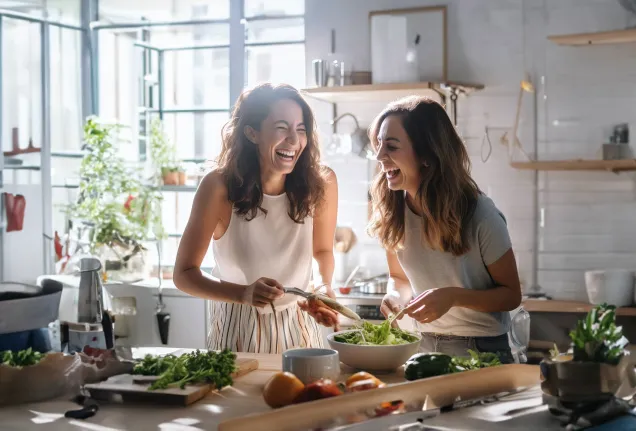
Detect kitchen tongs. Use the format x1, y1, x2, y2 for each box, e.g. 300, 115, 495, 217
283, 287, 362, 321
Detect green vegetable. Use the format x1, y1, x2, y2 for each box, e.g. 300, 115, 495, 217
404, 352, 453, 381
1, 348, 45, 367
569, 303, 628, 365
404, 350, 502, 381
333, 320, 420, 346
449, 349, 502, 373
132, 349, 237, 391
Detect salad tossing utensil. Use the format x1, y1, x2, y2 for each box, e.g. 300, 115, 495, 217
284, 287, 362, 321
388, 307, 407, 327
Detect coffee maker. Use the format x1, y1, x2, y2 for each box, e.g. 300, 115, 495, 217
60, 257, 114, 353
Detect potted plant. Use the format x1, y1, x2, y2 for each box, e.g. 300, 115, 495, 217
540, 303, 636, 403
148, 118, 186, 186
66, 117, 165, 282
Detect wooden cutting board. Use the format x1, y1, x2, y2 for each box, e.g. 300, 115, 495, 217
84, 357, 259, 406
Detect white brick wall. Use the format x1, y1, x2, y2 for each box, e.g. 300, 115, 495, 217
306, 0, 636, 300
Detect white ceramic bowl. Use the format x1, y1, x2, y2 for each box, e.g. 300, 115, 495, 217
282, 348, 340, 384
327, 330, 422, 371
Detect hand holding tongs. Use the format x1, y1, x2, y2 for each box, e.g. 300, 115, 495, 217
283, 287, 362, 322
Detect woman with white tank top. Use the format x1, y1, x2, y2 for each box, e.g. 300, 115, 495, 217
174, 83, 339, 354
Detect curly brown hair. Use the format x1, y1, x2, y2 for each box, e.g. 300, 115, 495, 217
215, 83, 327, 223
367, 97, 480, 256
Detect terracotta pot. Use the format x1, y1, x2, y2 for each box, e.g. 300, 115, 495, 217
177, 171, 186, 185
162, 171, 179, 185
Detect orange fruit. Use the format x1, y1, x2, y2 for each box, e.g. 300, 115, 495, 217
345, 371, 383, 388
262, 372, 305, 408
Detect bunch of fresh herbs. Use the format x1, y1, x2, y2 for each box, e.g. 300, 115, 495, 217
449, 349, 502, 372
132, 349, 237, 391
1, 348, 45, 367
569, 303, 628, 365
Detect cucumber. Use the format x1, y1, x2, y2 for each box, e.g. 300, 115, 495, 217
404, 352, 453, 381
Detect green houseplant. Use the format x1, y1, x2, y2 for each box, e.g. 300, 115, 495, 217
66, 116, 165, 281
541, 303, 635, 403
148, 118, 185, 186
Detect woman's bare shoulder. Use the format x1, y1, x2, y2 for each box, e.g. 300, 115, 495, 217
197, 169, 229, 202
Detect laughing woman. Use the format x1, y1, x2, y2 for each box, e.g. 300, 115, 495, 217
174, 83, 339, 354
370, 96, 521, 363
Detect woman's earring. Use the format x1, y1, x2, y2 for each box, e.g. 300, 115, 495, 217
423, 161, 430, 168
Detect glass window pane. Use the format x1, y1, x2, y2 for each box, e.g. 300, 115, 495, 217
150, 23, 229, 46
51, 158, 81, 189
244, 0, 303, 17
158, 112, 229, 160
52, 187, 78, 236
100, 0, 230, 21
162, 48, 230, 110
246, 44, 305, 89
2, 18, 41, 155
46, 0, 82, 26
245, 18, 304, 44
50, 27, 82, 153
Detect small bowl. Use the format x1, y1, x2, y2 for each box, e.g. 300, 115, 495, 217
338, 286, 352, 295
327, 330, 421, 372
282, 348, 340, 384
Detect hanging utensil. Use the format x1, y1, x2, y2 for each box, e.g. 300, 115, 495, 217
154, 242, 170, 345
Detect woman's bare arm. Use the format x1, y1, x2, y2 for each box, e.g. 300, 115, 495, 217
173, 172, 247, 302
386, 251, 412, 303
298, 168, 340, 327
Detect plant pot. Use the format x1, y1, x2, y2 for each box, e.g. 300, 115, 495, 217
540, 352, 636, 403
162, 171, 180, 185
177, 171, 186, 185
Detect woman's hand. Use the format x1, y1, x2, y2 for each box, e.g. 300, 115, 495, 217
404, 287, 457, 324
380, 292, 405, 328
298, 285, 340, 331
242, 277, 284, 308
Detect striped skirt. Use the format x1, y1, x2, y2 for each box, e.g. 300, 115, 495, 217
207, 301, 325, 354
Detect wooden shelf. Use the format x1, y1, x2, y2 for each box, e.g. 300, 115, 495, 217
523, 299, 636, 317
301, 82, 484, 104
548, 28, 636, 46
510, 159, 636, 172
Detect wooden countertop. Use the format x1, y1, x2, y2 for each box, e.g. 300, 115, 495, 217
522, 299, 636, 316
0, 353, 408, 431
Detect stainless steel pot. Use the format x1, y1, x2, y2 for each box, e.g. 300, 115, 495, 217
357, 275, 388, 294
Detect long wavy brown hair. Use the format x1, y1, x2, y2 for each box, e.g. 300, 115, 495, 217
215, 83, 327, 223
367, 96, 480, 256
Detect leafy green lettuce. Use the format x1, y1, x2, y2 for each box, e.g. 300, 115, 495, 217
333, 320, 420, 345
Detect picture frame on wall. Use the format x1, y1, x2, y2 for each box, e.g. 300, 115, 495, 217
369, 6, 448, 84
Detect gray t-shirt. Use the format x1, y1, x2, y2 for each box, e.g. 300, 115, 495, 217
396, 194, 512, 337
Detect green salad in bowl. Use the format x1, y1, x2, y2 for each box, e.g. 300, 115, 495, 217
333, 320, 420, 346
327, 320, 422, 371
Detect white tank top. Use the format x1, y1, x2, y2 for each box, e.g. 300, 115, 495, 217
211, 193, 313, 314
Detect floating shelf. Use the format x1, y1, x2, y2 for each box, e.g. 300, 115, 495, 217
548, 28, 636, 46
160, 185, 198, 192
510, 159, 636, 172
523, 299, 636, 317
301, 82, 484, 104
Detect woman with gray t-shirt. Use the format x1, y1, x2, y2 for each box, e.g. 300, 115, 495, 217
368, 96, 521, 362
